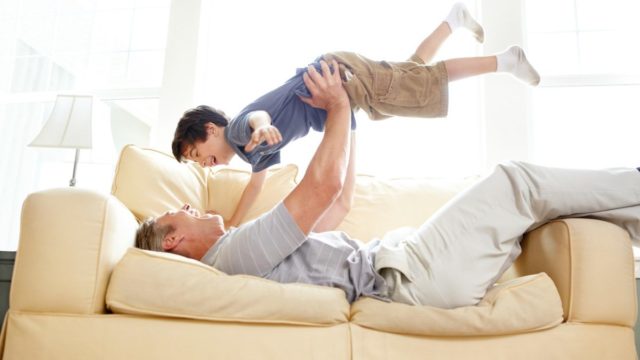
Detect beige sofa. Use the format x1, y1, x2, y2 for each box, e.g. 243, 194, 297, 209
1, 145, 637, 359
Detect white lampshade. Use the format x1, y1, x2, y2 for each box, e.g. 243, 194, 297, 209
29, 95, 93, 149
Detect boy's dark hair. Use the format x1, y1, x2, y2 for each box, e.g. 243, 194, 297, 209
171, 105, 230, 162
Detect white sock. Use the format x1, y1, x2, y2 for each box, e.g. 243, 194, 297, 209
445, 3, 485, 43
496, 46, 541, 86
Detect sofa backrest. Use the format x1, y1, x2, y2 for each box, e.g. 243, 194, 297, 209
111, 145, 475, 242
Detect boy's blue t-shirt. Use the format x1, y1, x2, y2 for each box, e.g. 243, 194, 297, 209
224, 57, 357, 173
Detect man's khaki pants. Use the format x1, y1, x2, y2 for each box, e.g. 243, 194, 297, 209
379, 161, 640, 308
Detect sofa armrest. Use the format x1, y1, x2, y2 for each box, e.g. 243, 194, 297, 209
11, 188, 137, 314
512, 218, 636, 326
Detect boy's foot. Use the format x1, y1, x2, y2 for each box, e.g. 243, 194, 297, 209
445, 3, 485, 43
496, 46, 541, 86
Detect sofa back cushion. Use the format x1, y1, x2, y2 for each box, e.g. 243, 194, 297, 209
111, 145, 298, 223
111, 145, 474, 242
338, 175, 475, 241
106, 248, 350, 325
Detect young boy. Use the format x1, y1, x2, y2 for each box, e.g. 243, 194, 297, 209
171, 3, 540, 228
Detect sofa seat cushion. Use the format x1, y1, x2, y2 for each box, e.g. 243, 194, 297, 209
350, 273, 564, 336
106, 248, 350, 326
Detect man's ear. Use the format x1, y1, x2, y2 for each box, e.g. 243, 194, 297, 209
162, 232, 184, 252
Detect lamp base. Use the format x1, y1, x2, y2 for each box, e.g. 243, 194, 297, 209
69, 148, 79, 187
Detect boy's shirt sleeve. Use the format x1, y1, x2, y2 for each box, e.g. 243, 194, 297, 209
252, 152, 280, 173
203, 202, 307, 277
226, 112, 282, 173
225, 113, 253, 146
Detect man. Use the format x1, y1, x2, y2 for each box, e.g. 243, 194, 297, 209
136, 60, 640, 309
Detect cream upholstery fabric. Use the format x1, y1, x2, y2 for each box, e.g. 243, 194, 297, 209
351, 273, 563, 336
337, 175, 476, 242
349, 323, 636, 360
513, 218, 637, 327
3, 145, 637, 359
11, 188, 136, 314
111, 145, 298, 223
207, 165, 298, 224
3, 312, 351, 360
112, 145, 209, 221
106, 248, 350, 326
112, 145, 474, 241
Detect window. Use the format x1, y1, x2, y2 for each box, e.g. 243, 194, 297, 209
525, 0, 640, 169
0, 0, 170, 250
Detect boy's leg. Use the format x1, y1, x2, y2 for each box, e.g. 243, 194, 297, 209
444, 46, 541, 85
415, 3, 484, 64
394, 162, 640, 308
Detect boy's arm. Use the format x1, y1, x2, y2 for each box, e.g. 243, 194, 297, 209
227, 169, 268, 228
312, 131, 356, 232
244, 111, 283, 152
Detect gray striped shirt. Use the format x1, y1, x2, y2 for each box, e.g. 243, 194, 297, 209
200, 202, 387, 303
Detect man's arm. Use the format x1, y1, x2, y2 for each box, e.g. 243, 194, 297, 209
283, 60, 351, 235
313, 131, 356, 232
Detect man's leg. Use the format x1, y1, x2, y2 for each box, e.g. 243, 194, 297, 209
444, 46, 541, 85
397, 162, 640, 308
414, 3, 484, 64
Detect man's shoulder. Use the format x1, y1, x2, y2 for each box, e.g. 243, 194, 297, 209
234, 202, 305, 239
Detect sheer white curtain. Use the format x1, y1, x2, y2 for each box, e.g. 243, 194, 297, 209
195, 0, 483, 177
0, 0, 170, 250
0, 103, 46, 251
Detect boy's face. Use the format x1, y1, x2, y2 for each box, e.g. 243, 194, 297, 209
183, 123, 233, 167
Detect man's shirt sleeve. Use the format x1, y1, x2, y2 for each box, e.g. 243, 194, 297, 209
210, 202, 307, 277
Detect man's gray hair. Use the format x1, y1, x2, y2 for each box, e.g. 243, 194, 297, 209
135, 217, 174, 252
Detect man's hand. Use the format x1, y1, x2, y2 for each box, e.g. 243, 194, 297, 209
298, 59, 349, 112
284, 59, 351, 235
244, 125, 282, 152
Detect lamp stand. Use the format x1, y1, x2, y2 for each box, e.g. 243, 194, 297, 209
69, 148, 79, 187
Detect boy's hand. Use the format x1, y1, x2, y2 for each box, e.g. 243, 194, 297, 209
244, 125, 283, 152
299, 59, 349, 112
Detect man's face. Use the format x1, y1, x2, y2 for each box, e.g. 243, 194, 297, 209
155, 204, 224, 256
183, 123, 233, 167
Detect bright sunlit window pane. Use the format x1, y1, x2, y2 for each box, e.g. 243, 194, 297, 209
576, 0, 639, 30
526, 0, 576, 33
131, 7, 171, 50
526, 0, 640, 75
2, 0, 170, 92
91, 10, 134, 52
528, 32, 578, 75
579, 31, 640, 74
128, 50, 164, 85
531, 85, 640, 169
